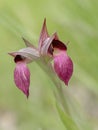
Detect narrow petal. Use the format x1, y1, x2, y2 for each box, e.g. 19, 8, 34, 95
22, 37, 37, 49
40, 33, 56, 55
54, 51, 73, 85
14, 62, 30, 97
53, 32, 59, 40
9, 47, 40, 63
38, 18, 49, 49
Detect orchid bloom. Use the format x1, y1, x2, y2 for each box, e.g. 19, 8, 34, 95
9, 46, 39, 98
9, 19, 73, 97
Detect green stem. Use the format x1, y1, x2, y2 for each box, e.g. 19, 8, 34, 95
37, 59, 70, 114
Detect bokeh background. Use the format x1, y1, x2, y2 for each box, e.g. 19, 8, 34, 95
0, 0, 98, 130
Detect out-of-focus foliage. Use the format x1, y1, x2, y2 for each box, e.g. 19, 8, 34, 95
0, 0, 98, 130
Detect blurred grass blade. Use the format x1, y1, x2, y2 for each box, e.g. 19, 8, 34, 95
75, 64, 98, 94
56, 102, 79, 130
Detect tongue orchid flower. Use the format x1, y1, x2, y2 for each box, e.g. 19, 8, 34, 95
39, 19, 73, 85
9, 47, 39, 98
9, 19, 73, 97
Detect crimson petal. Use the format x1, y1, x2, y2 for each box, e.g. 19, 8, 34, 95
54, 51, 73, 85
14, 62, 30, 98
38, 18, 49, 49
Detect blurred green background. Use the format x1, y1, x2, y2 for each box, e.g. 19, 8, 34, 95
0, 0, 98, 130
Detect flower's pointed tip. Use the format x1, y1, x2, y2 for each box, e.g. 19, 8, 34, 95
25, 91, 29, 99
42, 18, 47, 32
43, 18, 46, 25
22, 37, 35, 48
42, 18, 48, 34
8, 52, 16, 57
27, 95, 29, 99
39, 18, 49, 48
53, 32, 59, 40
43, 18, 48, 32
8, 52, 12, 56
22, 37, 28, 46
64, 81, 68, 86
19, 87, 29, 99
